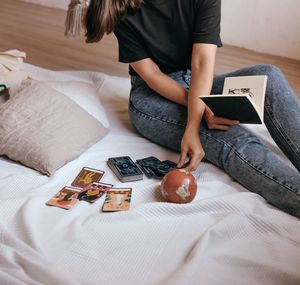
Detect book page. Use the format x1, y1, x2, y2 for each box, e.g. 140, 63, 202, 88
222, 75, 268, 120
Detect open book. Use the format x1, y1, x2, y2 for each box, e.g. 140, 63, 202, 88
200, 75, 268, 124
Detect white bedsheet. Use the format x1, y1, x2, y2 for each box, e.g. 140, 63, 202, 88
0, 64, 299, 285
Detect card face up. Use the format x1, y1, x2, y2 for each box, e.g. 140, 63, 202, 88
78, 182, 113, 203
46, 186, 81, 210
102, 188, 132, 212
71, 167, 105, 188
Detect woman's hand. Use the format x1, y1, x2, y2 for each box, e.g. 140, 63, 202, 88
177, 104, 240, 171
177, 127, 205, 171
203, 104, 240, 130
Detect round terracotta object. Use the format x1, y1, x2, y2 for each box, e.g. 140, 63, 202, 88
160, 169, 197, 203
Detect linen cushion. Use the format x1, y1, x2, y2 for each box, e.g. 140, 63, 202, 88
0, 79, 109, 176
9, 79, 110, 128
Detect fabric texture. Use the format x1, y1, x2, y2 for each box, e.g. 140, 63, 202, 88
0, 49, 32, 87
10, 79, 110, 128
114, 0, 222, 76
0, 65, 299, 285
0, 78, 109, 176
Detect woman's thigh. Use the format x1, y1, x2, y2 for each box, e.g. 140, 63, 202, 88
129, 76, 187, 151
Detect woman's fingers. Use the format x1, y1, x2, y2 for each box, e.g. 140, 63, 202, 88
208, 124, 230, 131
185, 153, 202, 171
177, 148, 188, 168
212, 117, 240, 126
206, 116, 239, 130
204, 104, 240, 130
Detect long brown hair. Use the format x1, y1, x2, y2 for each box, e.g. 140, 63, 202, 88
85, 0, 142, 43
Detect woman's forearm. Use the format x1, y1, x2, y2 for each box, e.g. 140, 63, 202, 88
145, 71, 189, 106
187, 44, 216, 131
187, 64, 214, 130
130, 58, 189, 106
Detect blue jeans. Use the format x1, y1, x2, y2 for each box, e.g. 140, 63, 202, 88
129, 65, 300, 218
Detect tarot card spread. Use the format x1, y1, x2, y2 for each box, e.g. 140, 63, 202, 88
46, 186, 82, 210
136, 157, 178, 179
78, 182, 113, 203
108, 156, 143, 182
136, 156, 162, 178
102, 188, 132, 212
71, 167, 105, 188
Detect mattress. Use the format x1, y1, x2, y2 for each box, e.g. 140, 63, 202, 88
0, 64, 299, 285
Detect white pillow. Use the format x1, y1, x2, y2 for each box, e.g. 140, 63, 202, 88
9, 79, 109, 128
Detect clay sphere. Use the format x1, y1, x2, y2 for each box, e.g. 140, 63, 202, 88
160, 169, 197, 203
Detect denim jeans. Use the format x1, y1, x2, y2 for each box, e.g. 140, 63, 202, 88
129, 65, 300, 218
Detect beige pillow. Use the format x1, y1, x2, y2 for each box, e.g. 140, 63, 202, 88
0, 80, 109, 176
9, 79, 110, 128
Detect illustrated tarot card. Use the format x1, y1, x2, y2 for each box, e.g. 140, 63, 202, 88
102, 188, 132, 212
78, 182, 113, 203
46, 186, 81, 210
71, 167, 105, 188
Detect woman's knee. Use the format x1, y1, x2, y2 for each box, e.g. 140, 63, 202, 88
254, 64, 282, 76
201, 127, 262, 168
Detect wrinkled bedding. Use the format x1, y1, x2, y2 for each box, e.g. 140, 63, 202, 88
0, 64, 299, 285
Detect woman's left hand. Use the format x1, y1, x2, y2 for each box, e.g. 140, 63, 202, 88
203, 104, 240, 130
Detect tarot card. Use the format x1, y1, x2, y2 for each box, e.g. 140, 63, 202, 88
102, 188, 132, 212
108, 156, 143, 182
136, 156, 162, 178
150, 160, 177, 177
71, 167, 105, 188
78, 182, 113, 203
46, 186, 81, 210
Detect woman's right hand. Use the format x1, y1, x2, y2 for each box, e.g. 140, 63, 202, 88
178, 104, 240, 171
177, 127, 205, 171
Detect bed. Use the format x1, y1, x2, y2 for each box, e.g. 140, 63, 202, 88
0, 63, 299, 285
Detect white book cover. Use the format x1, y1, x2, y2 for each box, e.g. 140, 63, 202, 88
222, 75, 268, 122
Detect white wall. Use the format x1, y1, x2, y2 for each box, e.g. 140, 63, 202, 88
221, 0, 300, 61
22, 0, 300, 60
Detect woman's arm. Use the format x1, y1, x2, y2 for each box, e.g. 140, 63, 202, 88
177, 44, 216, 170
130, 59, 189, 106
179, 43, 239, 170
186, 44, 216, 130
130, 44, 238, 171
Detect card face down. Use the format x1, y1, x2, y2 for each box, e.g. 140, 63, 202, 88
102, 188, 132, 212
78, 182, 113, 203
150, 160, 177, 177
108, 156, 143, 182
136, 156, 162, 178
46, 186, 81, 210
71, 167, 105, 188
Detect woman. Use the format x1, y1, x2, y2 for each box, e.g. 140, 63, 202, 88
84, 0, 300, 218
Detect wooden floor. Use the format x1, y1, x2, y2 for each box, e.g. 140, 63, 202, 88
1, 0, 300, 96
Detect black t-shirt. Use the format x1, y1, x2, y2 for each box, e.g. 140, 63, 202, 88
114, 0, 222, 76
